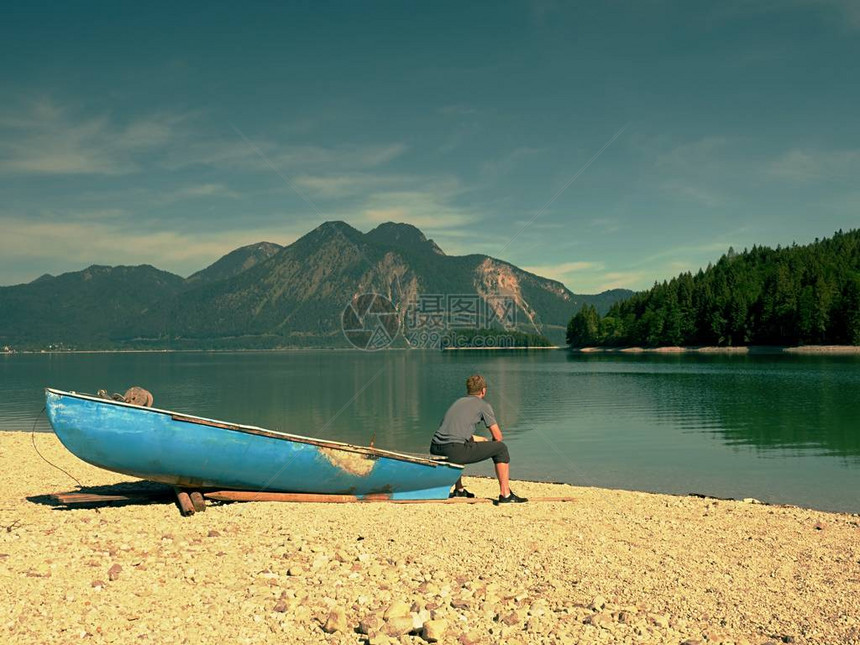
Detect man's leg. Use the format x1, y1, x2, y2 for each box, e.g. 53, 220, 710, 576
495, 462, 510, 497
461, 441, 512, 496
435, 441, 514, 497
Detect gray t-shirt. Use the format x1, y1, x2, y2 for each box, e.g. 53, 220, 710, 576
431, 395, 497, 445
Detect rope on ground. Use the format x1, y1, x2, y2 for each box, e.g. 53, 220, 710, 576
30, 406, 84, 488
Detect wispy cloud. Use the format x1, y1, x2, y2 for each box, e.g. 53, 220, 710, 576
164, 138, 407, 173
359, 189, 478, 230
438, 104, 478, 117
520, 260, 648, 293
661, 179, 724, 207
529, 0, 565, 26
799, 0, 860, 29
0, 99, 189, 175
595, 271, 648, 292
641, 135, 741, 208
292, 173, 403, 199
521, 261, 602, 283
532, 235, 745, 293
769, 148, 860, 182
655, 136, 730, 169
0, 98, 407, 180
480, 146, 542, 179
170, 183, 240, 199
0, 213, 300, 284
590, 218, 620, 234
711, 0, 860, 32
637, 241, 738, 267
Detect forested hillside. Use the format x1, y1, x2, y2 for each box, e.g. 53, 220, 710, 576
567, 229, 860, 347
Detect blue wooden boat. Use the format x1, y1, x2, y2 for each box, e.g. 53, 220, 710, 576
45, 388, 463, 500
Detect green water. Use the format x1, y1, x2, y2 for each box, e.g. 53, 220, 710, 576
2, 350, 859, 512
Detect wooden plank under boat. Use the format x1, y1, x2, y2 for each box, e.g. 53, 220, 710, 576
44, 388, 463, 500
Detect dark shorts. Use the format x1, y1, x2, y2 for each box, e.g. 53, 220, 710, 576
430, 439, 510, 465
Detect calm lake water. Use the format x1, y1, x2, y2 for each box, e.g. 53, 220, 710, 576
2, 350, 859, 513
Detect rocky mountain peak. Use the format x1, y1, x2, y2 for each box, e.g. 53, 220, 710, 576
186, 241, 283, 285
366, 222, 445, 255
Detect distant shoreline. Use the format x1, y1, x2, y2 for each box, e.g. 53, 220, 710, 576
0, 347, 364, 355
441, 345, 561, 351
572, 345, 860, 355
3, 344, 859, 355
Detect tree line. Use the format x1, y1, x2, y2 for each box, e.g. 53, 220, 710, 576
567, 229, 860, 347
442, 328, 553, 349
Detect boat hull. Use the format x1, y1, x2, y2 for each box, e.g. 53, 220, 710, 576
45, 389, 462, 500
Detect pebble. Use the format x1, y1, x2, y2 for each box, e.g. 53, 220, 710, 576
650, 613, 670, 628
458, 629, 484, 645
384, 600, 412, 620
420, 618, 447, 642
411, 611, 427, 631
584, 611, 614, 629
358, 613, 383, 635
589, 595, 607, 611
366, 635, 393, 645
322, 608, 347, 634
499, 611, 520, 626
384, 615, 414, 636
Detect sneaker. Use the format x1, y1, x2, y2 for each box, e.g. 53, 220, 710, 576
497, 491, 528, 504
449, 488, 476, 498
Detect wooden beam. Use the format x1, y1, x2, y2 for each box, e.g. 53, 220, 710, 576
174, 488, 196, 516
49, 488, 173, 505
204, 491, 575, 505
48, 488, 574, 509
189, 491, 206, 513
205, 491, 381, 503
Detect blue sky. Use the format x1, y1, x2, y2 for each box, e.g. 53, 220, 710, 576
1, 1, 858, 292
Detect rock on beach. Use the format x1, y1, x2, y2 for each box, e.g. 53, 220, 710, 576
1, 431, 858, 644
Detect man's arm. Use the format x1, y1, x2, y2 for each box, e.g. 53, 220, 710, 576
487, 423, 503, 441
471, 424, 503, 442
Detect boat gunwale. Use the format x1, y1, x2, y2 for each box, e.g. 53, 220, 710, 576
45, 387, 463, 470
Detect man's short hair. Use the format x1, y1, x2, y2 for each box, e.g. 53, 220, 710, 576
466, 374, 486, 395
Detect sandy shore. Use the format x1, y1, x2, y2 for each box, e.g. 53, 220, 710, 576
575, 345, 860, 355
1, 432, 858, 645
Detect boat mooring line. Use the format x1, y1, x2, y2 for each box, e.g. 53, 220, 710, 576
30, 406, 84, 488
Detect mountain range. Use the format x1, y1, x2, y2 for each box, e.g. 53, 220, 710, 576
0, 221, 633, 350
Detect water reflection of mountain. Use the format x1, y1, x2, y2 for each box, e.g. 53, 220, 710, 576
168, 351, 528, 455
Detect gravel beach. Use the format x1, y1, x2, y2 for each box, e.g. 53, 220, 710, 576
1, 431, 858, 645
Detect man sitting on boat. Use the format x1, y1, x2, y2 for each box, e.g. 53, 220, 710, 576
430, 374, 528, 504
